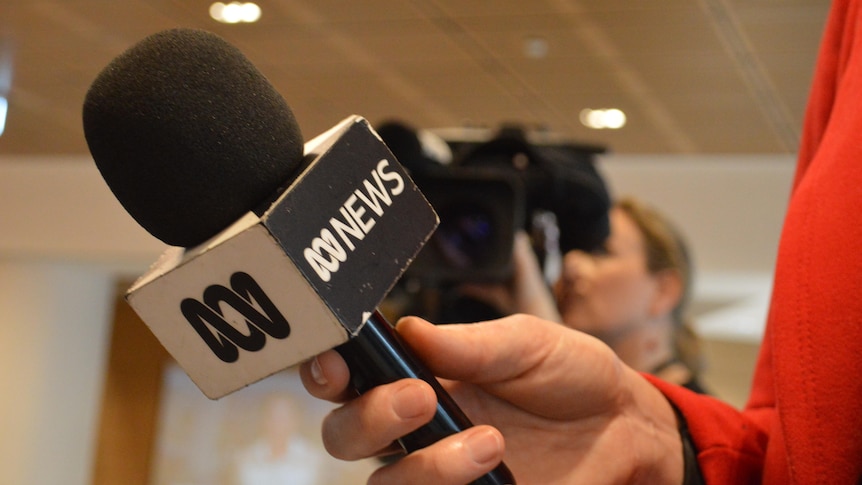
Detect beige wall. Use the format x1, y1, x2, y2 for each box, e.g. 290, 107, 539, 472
0, 261, 113, 485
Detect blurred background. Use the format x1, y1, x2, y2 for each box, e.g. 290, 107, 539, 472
0, 1, 830, 484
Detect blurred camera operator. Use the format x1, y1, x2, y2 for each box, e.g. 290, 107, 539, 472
460, 196, 707, 393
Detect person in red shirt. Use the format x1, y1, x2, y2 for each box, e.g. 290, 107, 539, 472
300, 1, 862, 482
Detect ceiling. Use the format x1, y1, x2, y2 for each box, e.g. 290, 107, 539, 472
0, 0, 830, 157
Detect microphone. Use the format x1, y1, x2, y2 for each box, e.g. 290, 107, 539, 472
83, 28, 514, 485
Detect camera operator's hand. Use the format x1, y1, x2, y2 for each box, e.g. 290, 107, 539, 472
299, 314, 683, 485
459, 231, 563, 322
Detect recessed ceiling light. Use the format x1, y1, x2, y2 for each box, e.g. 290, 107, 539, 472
579, 108, 626, 130
210, 2, 261, 24
524, 36, 549, 59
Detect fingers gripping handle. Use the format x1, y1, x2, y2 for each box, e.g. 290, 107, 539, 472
334, 312, 516, 485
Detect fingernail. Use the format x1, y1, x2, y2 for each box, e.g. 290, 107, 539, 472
310, 356, 327, 385
465, 428, 502, 466
392, 382, 429, 419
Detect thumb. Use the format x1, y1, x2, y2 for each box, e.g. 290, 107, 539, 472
395, 314, 623, 419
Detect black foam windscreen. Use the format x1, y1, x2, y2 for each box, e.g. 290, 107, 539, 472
82, 28, 305, 247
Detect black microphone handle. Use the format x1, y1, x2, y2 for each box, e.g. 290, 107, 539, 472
335, 311, 516, 485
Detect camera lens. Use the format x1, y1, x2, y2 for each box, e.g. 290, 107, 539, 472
433, 204, 497, 270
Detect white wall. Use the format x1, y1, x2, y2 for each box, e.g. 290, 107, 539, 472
0, 260, 114, 485
598, 154, 794, 274
1, 154, 797, 275
0, 157, 163, 270
0, 153, 796, 480
0, 157, 160, 485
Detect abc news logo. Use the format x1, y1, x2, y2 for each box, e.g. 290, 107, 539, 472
180, 271, 291, 363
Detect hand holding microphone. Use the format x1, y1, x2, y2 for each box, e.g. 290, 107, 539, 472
303, 314, 687, 485
82, 28, 514, 484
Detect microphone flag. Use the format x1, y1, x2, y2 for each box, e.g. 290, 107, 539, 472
127, 115, 438, 398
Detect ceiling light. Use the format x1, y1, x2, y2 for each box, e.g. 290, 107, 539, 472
210, 2, 261, 24
579, 108, 626, 130
0, 96, 7, 137
524, 36, 549, 59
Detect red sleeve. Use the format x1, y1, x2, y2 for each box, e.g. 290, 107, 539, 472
648, 1, 862, 483
644, 375, 769, 484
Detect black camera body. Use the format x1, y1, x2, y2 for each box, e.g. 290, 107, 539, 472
378, 122, 611, 285
407, 167, 525, 283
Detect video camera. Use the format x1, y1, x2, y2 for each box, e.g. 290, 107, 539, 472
377, 121, 611, 285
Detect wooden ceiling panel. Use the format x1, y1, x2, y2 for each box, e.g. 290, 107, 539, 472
664, 90, 785, 153
588, 7, 724, 56
0, 0, 832, 156
269, 0, 429, 23
428, 0, 567, 17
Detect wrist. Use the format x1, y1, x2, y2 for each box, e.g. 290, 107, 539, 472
624, 368, 689, 484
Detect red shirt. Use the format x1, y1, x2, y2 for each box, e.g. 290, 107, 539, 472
648, 1, 862, 482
